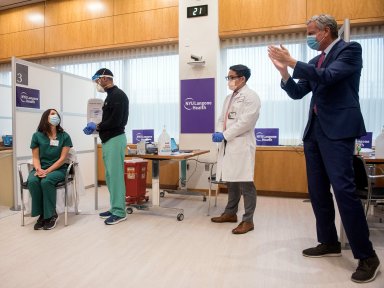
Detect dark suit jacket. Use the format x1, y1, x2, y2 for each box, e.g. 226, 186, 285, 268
281, 39, 366, 140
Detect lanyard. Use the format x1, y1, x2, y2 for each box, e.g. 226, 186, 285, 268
223, 91, 238, 130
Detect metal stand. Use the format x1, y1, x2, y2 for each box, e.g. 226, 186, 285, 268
339, 222, 350, 249
207, 163, 224, 216
161, 189, 206, 201
126, 159, 184, 221
161, 160, 206, 201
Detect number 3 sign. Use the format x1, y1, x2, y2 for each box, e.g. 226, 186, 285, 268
16, 63, 28, 86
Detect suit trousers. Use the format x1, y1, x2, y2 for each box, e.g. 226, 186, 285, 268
303, 115, 374, 259
102, 133, 127, 218
224, 181, 257, 223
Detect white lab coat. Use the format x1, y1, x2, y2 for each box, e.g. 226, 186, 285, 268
216, 84, 261, 182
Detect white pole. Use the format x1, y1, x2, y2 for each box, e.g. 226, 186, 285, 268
339, 18, 351, 248
94, 136, 98, 210
338, 18, 351, 42
11, 57, 19, 211
344, 18, 350, 42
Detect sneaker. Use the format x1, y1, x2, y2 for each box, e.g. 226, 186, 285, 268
43, 213, 59, 230
351, 253, 381, 283
104, 215, 127, 225
302, 242, 341, 258
99, 211, 113, 219
34, 215, 45, 230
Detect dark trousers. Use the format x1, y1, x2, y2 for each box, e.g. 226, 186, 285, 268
304, 115, 374, 259
224, 182, 257, 223
27, 167, 66, 219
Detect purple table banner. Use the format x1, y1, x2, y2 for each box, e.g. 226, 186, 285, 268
357, 132, 372, 149
255, 128, 279, 146
16, 86, 40, 109
132, 129, 154, 144
181, 78, 215, 133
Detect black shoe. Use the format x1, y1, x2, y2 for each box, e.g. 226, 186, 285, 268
43, 213, 59, 230
34, 215, 45, 230
351, 253, 381, 283
302, 242, 341, 258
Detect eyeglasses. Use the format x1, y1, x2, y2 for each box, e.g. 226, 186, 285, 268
225, 76, 241, 81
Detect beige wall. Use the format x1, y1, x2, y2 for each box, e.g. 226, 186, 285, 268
219, 0, 384, 37
0, 0, 178, 61
0, 150, 14, 207
0, 0, 383, 61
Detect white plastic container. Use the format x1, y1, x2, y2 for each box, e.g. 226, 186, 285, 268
158, 127, 172, 156
374, 126, 384, 158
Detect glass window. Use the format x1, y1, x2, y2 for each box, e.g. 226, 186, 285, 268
37, 48, 180, 143
220, 27, 384, 144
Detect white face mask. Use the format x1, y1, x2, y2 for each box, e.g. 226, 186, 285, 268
49, 114, 60, 126
228, 80, 237, 91
96, 83, 105, 93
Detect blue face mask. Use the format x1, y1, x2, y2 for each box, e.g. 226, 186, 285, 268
49, 114, 60, 126
307, 35, 320, 50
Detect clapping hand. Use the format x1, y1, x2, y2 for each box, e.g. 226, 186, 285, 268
268, 45, 291, 79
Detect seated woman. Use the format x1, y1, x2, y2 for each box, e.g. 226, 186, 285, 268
27, 108, 72, 230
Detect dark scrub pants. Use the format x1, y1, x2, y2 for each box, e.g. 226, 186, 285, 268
27, 131, 72, 219
28, 167, 67, 219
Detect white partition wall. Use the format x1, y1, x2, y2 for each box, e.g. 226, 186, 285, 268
179, 1, 220, 189
12, 57, 96, 209
0, 84, 12, 136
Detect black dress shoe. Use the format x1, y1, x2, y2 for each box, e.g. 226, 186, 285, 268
302, 242, 341, 258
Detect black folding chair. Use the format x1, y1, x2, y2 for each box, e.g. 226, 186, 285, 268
18, 161, 79, 226
353, 155, 384, 217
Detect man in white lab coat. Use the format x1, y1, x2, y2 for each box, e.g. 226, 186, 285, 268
211, 64, 261, 234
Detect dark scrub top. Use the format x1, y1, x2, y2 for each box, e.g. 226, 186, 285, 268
98, 85, 129, 143
30, 131, 72, 170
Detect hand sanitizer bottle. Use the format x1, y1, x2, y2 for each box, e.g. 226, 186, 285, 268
158, 126, 172, 156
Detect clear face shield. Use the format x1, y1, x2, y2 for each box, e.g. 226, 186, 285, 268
92, 73, 113, 93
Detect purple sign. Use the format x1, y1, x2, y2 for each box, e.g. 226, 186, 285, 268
357, 132, 372, 149
132, 129, 154, 144
181, 78, 215, 133
16, 86, 40, 109
255, 128, 279, 146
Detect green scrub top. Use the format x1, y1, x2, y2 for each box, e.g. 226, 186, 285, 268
30, 131, 72, 170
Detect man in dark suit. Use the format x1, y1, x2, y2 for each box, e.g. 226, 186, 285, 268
268, 14, 380, 283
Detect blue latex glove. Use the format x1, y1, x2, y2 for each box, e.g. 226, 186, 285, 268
212, 132, 224, 142
83, 127, 93, 135
83, 122, 96, 135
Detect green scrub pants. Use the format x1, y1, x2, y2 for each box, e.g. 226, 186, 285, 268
102, 133, 127, 218
27, 167, 66, 219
